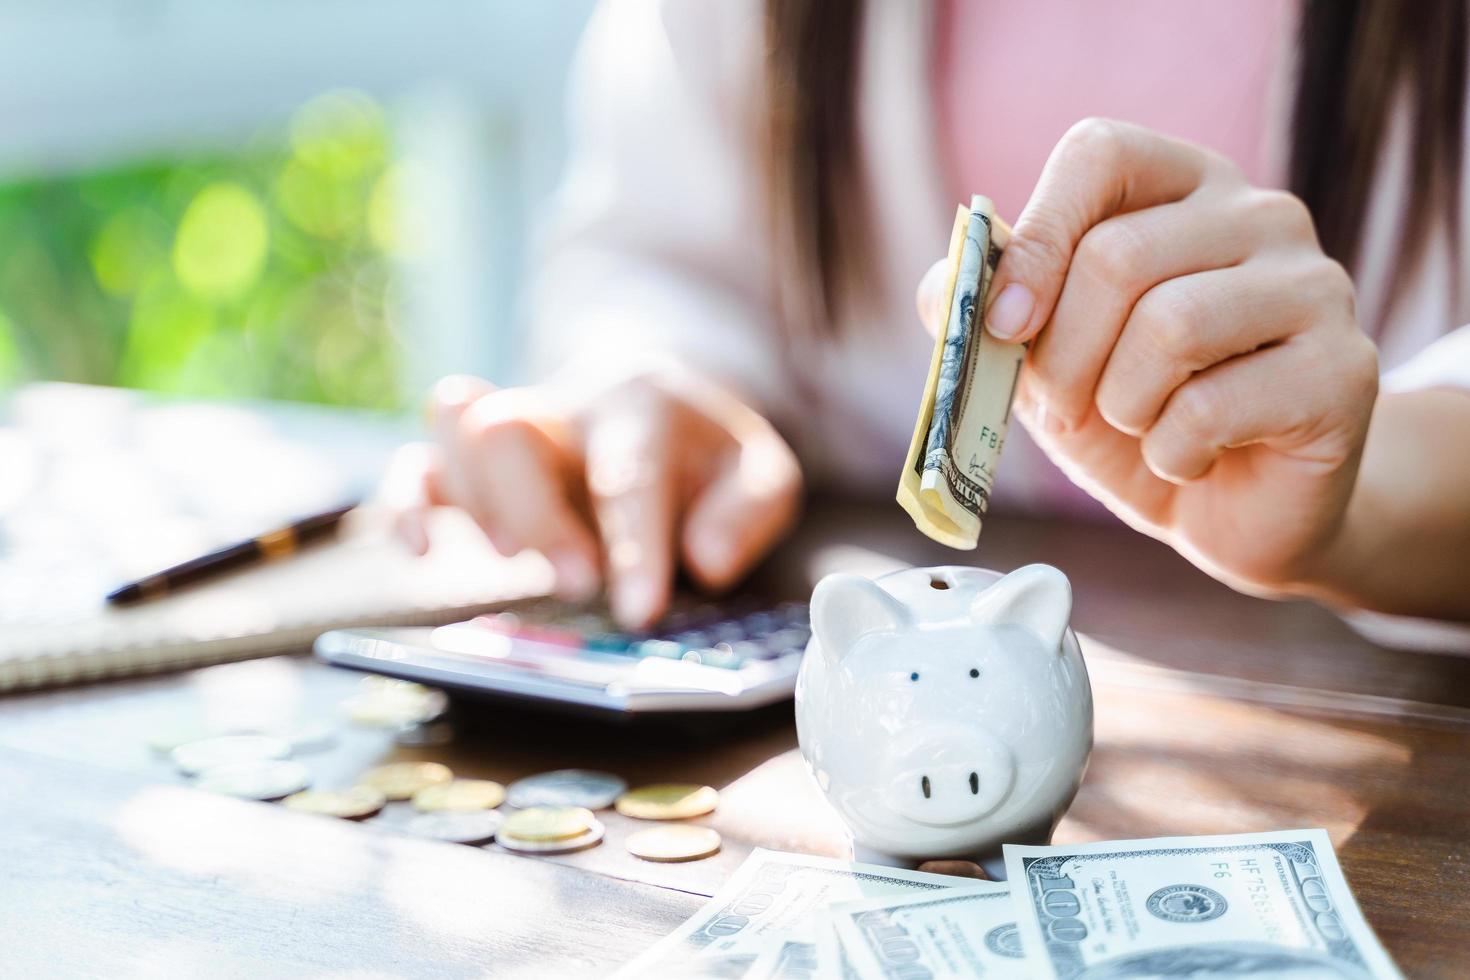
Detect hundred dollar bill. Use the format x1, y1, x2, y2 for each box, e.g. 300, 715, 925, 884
1005, 829, 1402, 980
897, 195, 1023, 550
821, 883, 1022, 979
612, 848, 959, 980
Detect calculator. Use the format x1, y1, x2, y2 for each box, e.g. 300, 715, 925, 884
313, 596, 811, 716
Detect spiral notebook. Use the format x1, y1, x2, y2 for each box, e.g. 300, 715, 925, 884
0, 384, 547, 694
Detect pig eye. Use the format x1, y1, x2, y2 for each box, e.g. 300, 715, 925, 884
969, 668, 979, 678
909, 671, 919, 682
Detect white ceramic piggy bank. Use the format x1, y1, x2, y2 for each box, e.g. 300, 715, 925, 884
795, 564, 1091, 878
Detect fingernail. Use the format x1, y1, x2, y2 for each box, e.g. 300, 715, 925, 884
549, 548, 599, 601
612, 574, 660, 629
986, 283, 1034, 341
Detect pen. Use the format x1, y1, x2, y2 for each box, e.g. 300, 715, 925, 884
105, 501, 360, 606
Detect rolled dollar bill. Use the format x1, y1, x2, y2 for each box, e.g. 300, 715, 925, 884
897, 195, 1023, 550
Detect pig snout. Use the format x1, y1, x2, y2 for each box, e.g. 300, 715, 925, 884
880, 724, 1015, 827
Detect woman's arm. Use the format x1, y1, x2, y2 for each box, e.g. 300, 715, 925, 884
1305, 389, 1470, 619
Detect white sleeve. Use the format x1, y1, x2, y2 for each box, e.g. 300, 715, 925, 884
524, 0, 793, 418
1380, 323, 1470, 393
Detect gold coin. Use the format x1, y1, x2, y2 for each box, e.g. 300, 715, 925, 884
626, 825, 722, 863
357, 762, 453, 800
412, 778, 506, 812
500, 805, 595, 842
614, 784, 719, 820
282, 786, 387, 820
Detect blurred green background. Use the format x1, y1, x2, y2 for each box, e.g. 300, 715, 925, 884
0, 91, 406, 411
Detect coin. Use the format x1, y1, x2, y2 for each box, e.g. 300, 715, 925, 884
195, 760, 311, 800
394, 720, 455, 747
411, 778, 506, 812
614, 784, 719, 820
505, 769, 627, 810
357, 762, 453, 800
282, 786, 387, 820
277, 723, 338, 754
499, 805, 595, 842
497, 816, 605, 854
172, 735, 292, 776
148, 725, 226, 755
342, 677, 449, 728
625, 825, 722, 863
404, 809, 505, 845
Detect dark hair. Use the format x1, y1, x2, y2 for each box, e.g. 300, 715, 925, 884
764, 0, 1467, 330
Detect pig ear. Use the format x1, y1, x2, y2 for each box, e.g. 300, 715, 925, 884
810, 573, 910, 666
969, 564, 1072, 652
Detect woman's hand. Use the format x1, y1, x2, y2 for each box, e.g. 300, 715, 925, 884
385, 368, 802, 628
920, 119, 1378, 600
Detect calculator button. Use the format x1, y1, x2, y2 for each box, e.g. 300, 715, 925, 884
707, 620, 748, 644
777, 602, 810, 627
739, 612, 779, 636
633, 639, 685, 660
583, 633, 636, 654
765, 627, 810, 654
680, 644, 743, 670
728, 640, 772, 662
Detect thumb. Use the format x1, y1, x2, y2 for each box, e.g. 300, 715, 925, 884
982, 216, 1066, 345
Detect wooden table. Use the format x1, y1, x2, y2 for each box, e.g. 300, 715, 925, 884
2, 503, 1467, 978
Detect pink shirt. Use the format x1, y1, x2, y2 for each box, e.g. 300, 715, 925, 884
935, 0, 1294, 220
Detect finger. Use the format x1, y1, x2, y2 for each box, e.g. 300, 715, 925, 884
454, 393, 602, 599
915, 258, 949, 339
429, 373, 497, 428
985, 119, 1212, 344
1013, 372, 1178, 534
1140, 331, 1377, 485
1094, 259, 1331, 436
681, 429, 803, 591
585, 401, 677, 628
1026, 195, 1259, 430
380, 441, 447, 555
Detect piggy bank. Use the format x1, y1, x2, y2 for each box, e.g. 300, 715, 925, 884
794, 564, 1091, 879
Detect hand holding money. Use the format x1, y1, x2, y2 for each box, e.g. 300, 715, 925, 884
899, 196, 1025, 549
952, 120, 1379, 606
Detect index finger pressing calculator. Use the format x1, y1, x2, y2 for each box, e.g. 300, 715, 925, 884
313, 596, 811, 717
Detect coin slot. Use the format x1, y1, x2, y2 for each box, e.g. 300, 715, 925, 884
921, 775, 931, 799
969, 771, 979, 795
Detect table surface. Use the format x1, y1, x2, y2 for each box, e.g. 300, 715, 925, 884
2, 501, 1467, 979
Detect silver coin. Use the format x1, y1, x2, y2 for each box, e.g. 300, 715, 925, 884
496, 816, 605, 854
279, 723, 338, 754
505, 769, 627, 810
172, 735, 292, 776
404, 809, 505, 845
195, 760, 311, 800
